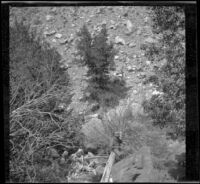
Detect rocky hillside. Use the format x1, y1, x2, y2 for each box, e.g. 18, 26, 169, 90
10, 6, 158, 113
9, 6, 185, 182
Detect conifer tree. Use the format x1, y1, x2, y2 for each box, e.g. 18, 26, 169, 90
75, 24, 117, 102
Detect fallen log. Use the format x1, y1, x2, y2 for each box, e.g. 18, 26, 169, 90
100, 151, 115, 182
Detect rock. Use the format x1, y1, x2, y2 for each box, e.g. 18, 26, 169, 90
136, 27, 142, 35
101, 20, 107, 25
46, 15, 54, 21
115, 36, 125, 45
69, 34, 74, 42
111, 146, 153, 182
81, 117, 109, 148
44, 30, 56, 36
129, 42, 136, 48
133, 90, 137, 94
160, 58, 167, 67
51, 7, 57, 12
125, 57, 130, 63
57, 103, 66, 110
52, 39, 57, 43
117, 73, 122, 77
59, 38, 68, 45
133, 54, 137, 58
110, 25, 116, 29
126, 20, 133, 33
87, 152, 95, 157
85, 114, 99, 121
137, 72, 146, 79
127, 65, 135, 72
47, 147, 60, 158
135, 146, 154, 182
55, 33, 62, 39
114, 55, 119, 60
85, 143, 98, 152
60, 157, 66, 165
123, 12, 129, 17
86, 19, 91, 23
144, 37, 158, 44
110, 20, 115, 24
144, 16, 149, 23
76, 149, 84, 157
135, 154, 144, 169
62, 150, 68, 159
108, 7, 113, 11
146, 60, 151, 65
152, 90, 164, 96
111, 154, 137, 182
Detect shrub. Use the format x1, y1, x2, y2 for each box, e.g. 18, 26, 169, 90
141, 6, 185, 139
9, 20, 84, 182
82, 99, 147, 155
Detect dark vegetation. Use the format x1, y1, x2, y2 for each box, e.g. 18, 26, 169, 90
9, 20, 84, 182
141, 6, 185, 140
74, 24, 129, 110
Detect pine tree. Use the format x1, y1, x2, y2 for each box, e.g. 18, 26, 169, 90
75, 24, 117, 103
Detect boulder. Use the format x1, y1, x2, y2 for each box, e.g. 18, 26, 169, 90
110, 20, 115, 24
81, 117, 110, 146
144, 37, 158, 44
125, 57, 130, 63
86, 19, 91, 23
114, 55, 119, 60
126, 20, 133, 33
144, 16, 149, 23
55, 33, 62, 39
47, 147, 60, 158
133, 54, 137, 58
109, 25, 116, 30
146, 60, 151, 65
44, 30, 56, 36
129, 42, 136, 48
101, 20, 107, 25
127, 65, 136, 72
111, 146, 153, 182
136, 27, 142, 35
59, 38, 68, 45
46, 15, 54, 21
115, 36, 125, 45
133, 90, 137, 94
52, 39, 57, 43
152, 90, 164, 96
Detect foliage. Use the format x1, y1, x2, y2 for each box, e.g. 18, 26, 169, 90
82, 99, 147, 155
9, 20, 84, 182
141, 6, 185, 138
75, 24, 128, 108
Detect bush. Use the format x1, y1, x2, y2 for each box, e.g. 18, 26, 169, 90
141, 6, 185, 139
9, 20, 84, 182
82, 99, 147, 155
